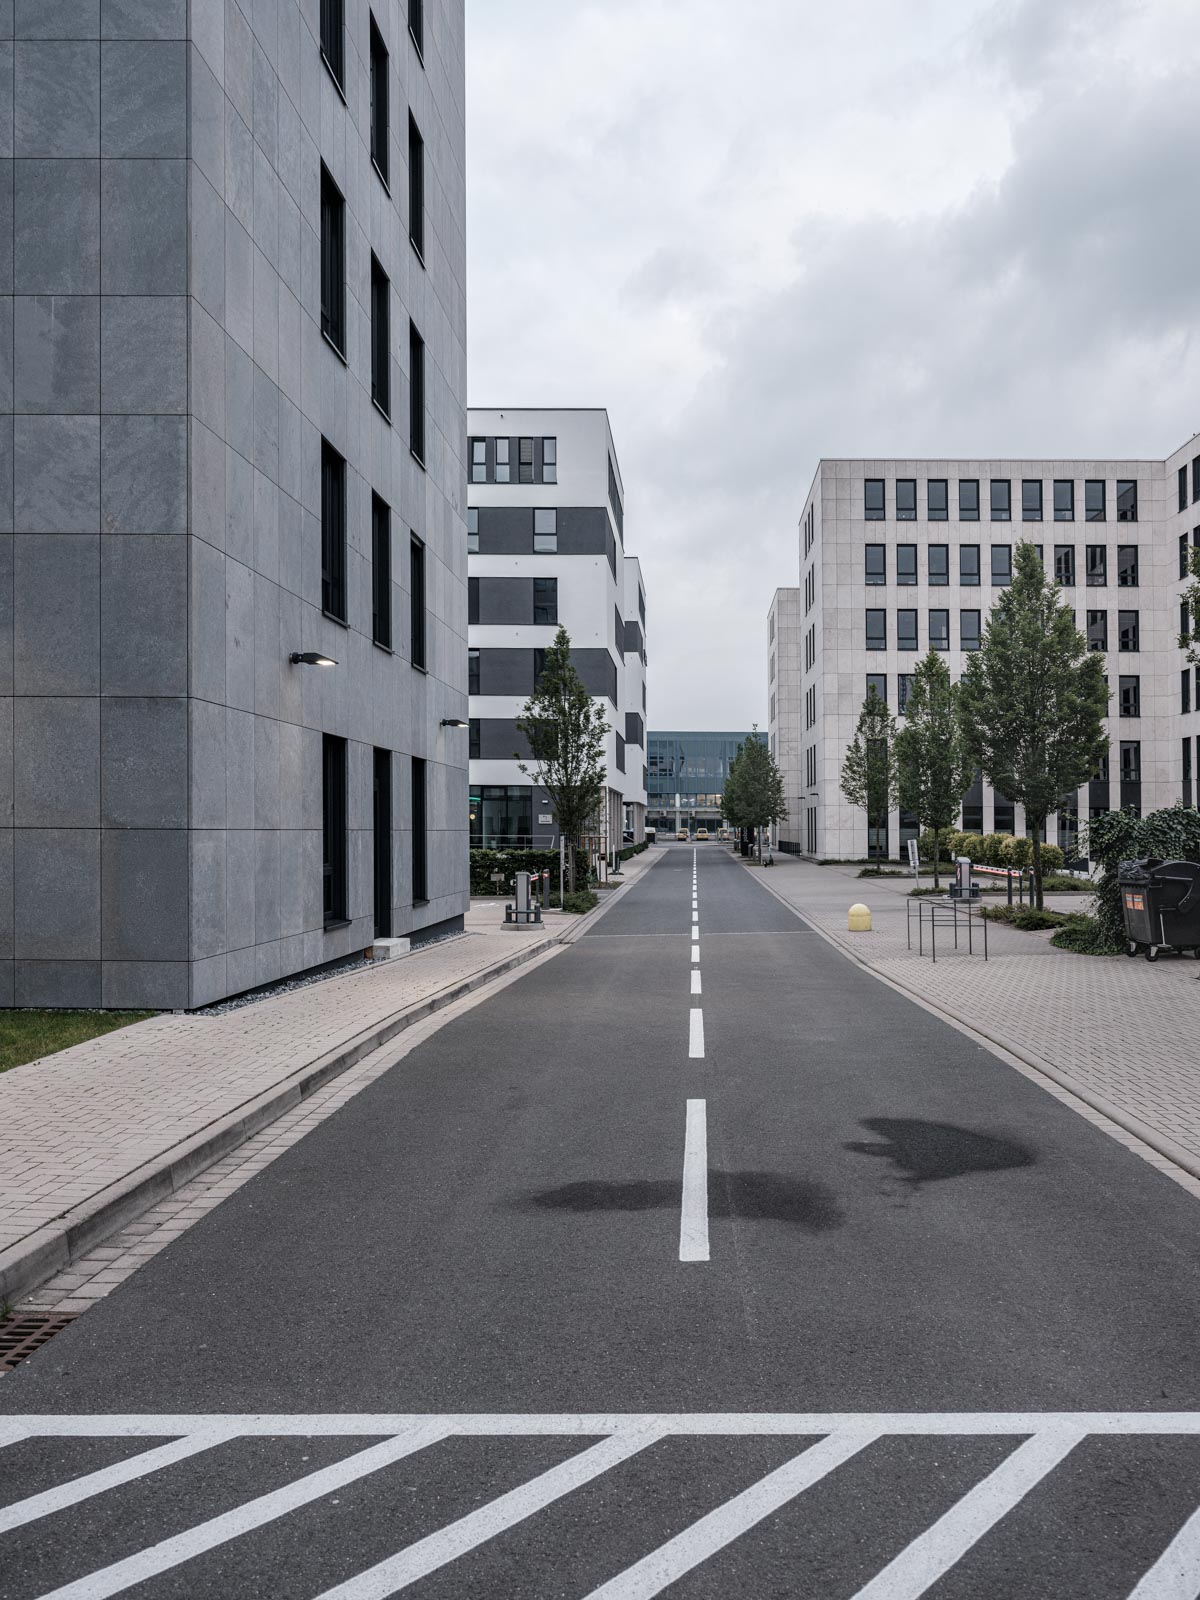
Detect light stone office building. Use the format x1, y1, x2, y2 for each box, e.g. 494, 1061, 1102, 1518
467, 408, 648, 854
1, 0, 469, 1008
770, 436, 1200, 861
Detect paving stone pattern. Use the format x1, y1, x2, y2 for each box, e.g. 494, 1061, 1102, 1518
753, 857, 1200, 1166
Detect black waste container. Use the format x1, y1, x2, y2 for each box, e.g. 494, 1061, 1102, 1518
1118, 859, 1155, 953
1150, 860, 1200, 952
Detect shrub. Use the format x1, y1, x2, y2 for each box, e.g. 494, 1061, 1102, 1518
1001, 834, 1033, 868
470, 848, 561, 895
562, 889, 599, 914
982, 904, 1069, 930
1041, 872, 1091, 893
1083, 805, 1200, 948
1049, 912, 1122, 955
858, 866, 907, 877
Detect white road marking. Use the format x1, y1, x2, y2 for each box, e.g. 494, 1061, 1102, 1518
691, 912, 699, 924
691, 946, 700, 964
688, 1010, 705, 1059
311, 1428, 665, 1598
0, 1431, 233, 1535
679, 1099, 709, 1262
29, 1423, 450, 1600
691, 970, 702, 995
847, 1428, 1085, 1600
1126, 1503, 1200, 1598
582, 1430, 880, 1599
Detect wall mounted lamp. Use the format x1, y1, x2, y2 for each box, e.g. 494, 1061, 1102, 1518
290, 651, 337, 667
440, 717, 469, 728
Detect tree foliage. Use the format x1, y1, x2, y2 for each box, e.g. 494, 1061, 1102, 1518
1082, 805, 1200, 950
1180, 544, 1200, 664
515, 626, 609, 891
723, 729, 787, 861
958, 542, 1109, 906
839, 686, 897, 857
894, 650, 973, 889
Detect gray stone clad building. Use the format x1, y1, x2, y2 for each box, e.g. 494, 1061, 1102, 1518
0, 0, 469, 1009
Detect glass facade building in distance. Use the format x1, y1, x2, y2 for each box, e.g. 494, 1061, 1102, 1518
646, 731, 761, 836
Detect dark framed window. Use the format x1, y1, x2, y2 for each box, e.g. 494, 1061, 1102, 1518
1119, 675, 1140, 718
1120, 740, 1141, 782
373, 747, 392, 938
1054, 545, 1075, 586
1116, 480, 1137, 522
470, 438, 486, 484
865, 609, 886, 650
927, 479, 948, 520
898, 609, 918, 651
370, 255, 390, 416
408, 321, 425, 463
320, 0, 344, 88
1086, 609, 1107, 651
467, 575, 479, 625
991, 544, 1011, 585
321, 438, 346, 621
322, 734, 348, 926
929, 608, 949, 651
1184, 669, 1192, 715
533, 508, 557, 553
319, 165, 346, 354
1118, 609, 1139, 652
543, 437, 557, 483
896, 479, 916, 520
469, 718, 480, 760
959, 544, 980, 585
896, 544, 917, 585
1193, 456, 1200, 504
533, 577, 557, 625
1086, 545, 1106, 586
369, 14, 388, 184
409, 535, 426, 669
1085, 479, 1106, 521
959, 479, 980, 520
1185, 739, 1193, 808
960, 609, 981, 650
897, 673, 914, 715
1183, 532, 1192, 580
1021, 480, 1043, 521
468, 647, 479, 694
1117, 545, 1138, 587
532, 647, 546, 686
408, 0, 423, 60
1180, 465, 1189, 513
494, 437, 510, 482
411, 756, 427, 903
928, 544, 949, 585
866, 673, 887, 705
864, 479, 885, 520
467, 506, 478, 553
1054, 480, 1074, 521
371, 494, 391, 647
518, 437, 535, 484
990, 479, 1011, 521
408, 113, 424, 259
865, 544, 886, 584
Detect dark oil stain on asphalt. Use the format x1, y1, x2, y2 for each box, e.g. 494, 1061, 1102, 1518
513, 1173, 844, 1231
844, 1118, 1035, 1184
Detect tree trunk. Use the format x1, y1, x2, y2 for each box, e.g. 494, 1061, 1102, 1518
931, 825, 940, 891
756, 828, 762, 864
567, 841, 576, 895
1031, 828, 1043, 910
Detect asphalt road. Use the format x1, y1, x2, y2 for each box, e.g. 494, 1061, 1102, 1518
4, 844, 1200, 1597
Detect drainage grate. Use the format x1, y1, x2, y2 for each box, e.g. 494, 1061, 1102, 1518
0, 1313, 77, 1373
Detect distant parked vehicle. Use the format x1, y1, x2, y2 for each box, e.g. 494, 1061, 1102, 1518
695, 828, 710, 841
676, 830, 689, 841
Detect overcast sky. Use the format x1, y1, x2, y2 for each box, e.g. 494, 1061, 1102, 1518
465, 0, 1200, 730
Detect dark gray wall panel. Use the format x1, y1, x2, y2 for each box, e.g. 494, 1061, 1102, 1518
477, 576, 532, 626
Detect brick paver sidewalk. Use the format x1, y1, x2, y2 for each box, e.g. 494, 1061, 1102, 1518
748, 855, 1200, 1173
0, 850, 660, 1303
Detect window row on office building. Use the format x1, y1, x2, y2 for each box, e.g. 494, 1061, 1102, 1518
768, 442, 1200, 862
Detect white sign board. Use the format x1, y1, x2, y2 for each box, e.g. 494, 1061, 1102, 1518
538, 814, 553, 825
907, 839, 920, 874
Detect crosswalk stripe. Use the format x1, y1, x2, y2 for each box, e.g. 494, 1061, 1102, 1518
581, 1430, 881, 1598
0, 1431, 233, 1535
1125, 1502, 1200, 1598
28, 1422, 451, 1600
847, 1428, 1085, 1599
310, 1427, 665, 1598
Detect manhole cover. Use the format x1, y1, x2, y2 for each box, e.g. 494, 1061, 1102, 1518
0, 1313, 77, 1373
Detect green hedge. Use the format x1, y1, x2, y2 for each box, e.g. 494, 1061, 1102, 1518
469, 848, 561, 894
1083, 805, 1200, 950
619, 841, 650, 861
918, 829, 1064, 873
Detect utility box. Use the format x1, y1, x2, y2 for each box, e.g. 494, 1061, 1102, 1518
504, 870, 542, 927
949, 857, 979, 901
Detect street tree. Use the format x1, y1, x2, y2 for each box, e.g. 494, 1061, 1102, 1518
1179, 544, 1200, 664
958, 541, 1109, 908
515, 625, 609, 893
723, 729, 787, 862
839, 685, 897, 860
894, 649, 973, 891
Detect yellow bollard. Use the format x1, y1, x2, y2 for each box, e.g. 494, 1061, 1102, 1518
848, 902, 872, 932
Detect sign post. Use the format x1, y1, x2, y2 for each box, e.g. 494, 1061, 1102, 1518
559, 834, 565, 909
907, 837, 920, 884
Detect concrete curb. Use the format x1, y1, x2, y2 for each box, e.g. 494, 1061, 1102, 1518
743, 861, 1200, 1188
0, 932, 560, 1308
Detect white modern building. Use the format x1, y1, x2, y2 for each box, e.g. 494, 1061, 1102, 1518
467, 408, 648, 854
772, 437, 1200, 861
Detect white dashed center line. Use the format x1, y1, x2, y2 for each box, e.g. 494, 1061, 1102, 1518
691, 970, 702, 995
688, 1009, 705, 1058
679, 1099, 710, 1262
